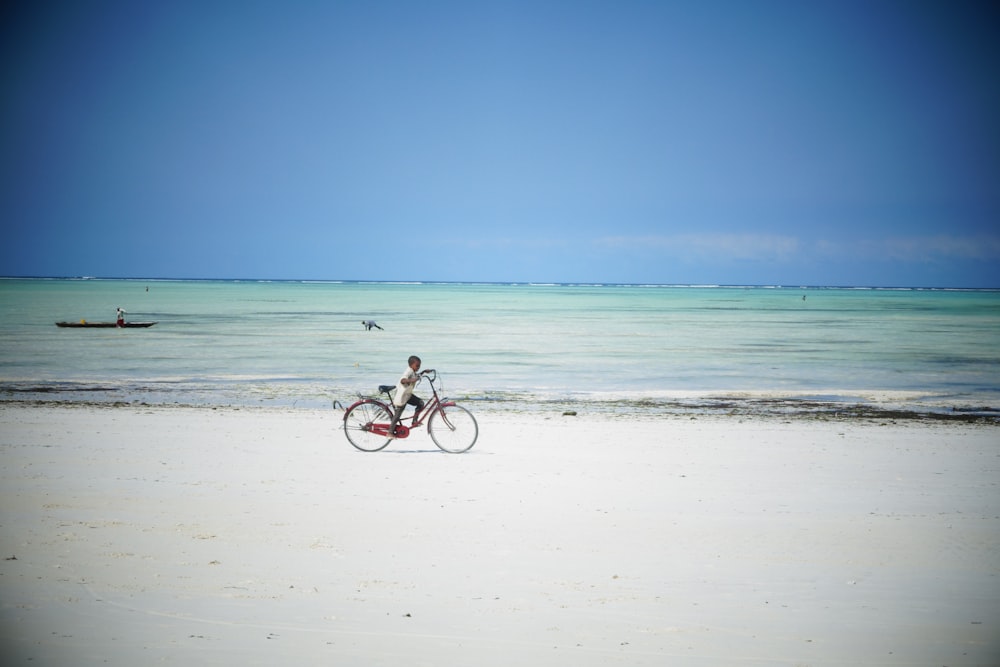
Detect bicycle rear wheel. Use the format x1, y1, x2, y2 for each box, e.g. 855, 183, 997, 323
428, 404, 478, 453
343, 399, 393, 452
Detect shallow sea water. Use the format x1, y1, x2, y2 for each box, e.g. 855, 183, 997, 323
1, 278, 998, 418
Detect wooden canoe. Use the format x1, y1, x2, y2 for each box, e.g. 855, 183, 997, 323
55, 321, 157, 328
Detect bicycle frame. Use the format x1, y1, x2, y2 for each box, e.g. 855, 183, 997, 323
342, 368, 478, 453
352, 369, 451, 439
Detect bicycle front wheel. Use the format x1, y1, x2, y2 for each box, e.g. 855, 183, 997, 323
428, 403, 478, 453
343, 399, 393, 452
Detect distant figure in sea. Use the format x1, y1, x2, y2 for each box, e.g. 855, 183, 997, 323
116, 307, 126, 327
362, 320, 383, 331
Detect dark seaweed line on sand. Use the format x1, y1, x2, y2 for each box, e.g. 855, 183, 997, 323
2, 393, 998, 424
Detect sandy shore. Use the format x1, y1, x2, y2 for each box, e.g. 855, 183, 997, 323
1, 404, 997, 666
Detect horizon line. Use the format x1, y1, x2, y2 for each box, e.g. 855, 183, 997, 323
1, 275, 998, 291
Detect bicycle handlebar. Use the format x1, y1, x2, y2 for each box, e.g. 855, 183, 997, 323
420, 369, 437, 382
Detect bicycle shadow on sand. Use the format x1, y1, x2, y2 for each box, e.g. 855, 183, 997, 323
364, 448, 488, 455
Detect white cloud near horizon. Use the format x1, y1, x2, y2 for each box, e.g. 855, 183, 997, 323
417, 230, 1000, 286
816, 235, 1000, 263
599, 233, 1000, 264
596, 233, 801, 263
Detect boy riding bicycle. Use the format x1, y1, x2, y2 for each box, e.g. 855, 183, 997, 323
391, 355, 424, 436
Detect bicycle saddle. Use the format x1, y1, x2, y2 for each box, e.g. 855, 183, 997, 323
378, 385, 395, 394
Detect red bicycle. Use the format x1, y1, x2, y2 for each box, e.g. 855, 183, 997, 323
342, 369, 478, 453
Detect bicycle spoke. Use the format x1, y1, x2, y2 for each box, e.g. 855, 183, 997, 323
428, 404, 478, 453
343, 400, 393, 452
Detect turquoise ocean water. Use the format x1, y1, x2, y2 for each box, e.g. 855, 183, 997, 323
1, 278, 999, 417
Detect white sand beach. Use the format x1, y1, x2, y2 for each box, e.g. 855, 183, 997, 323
1, 405, 997, 666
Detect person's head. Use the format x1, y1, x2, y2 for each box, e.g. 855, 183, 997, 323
408, 355, 421, 371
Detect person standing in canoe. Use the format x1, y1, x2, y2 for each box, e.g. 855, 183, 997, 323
116, 307, 126, 327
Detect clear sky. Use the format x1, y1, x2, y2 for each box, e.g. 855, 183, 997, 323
2, 0, 997, 287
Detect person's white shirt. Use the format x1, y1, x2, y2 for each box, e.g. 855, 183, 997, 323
394, 367, 418, 407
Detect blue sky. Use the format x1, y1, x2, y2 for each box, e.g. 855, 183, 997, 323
2, 1, 997, 287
